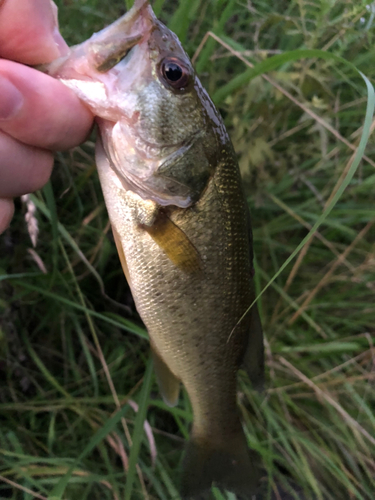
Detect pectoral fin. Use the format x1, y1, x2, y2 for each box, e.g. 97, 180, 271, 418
144, 215, 201, 274
151, 341, 180, 407
242, 304, 265, 391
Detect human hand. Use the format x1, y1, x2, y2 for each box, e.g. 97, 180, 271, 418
0, 0, 94, 234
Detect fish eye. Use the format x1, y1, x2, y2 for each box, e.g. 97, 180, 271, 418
161, 58, 190, 90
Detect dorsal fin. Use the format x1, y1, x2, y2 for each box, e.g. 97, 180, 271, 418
241, 304, 265, 392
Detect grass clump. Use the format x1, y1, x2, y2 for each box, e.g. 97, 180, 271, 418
1, 0, 374, 499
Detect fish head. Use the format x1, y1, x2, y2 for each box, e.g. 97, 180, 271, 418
45, 0, 229, 207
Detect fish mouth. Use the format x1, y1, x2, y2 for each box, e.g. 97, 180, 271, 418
39, 0, 156, 77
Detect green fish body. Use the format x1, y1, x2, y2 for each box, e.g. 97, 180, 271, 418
44, 1, 264, 496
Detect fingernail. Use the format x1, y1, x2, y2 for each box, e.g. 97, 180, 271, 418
0, 75, 23, 120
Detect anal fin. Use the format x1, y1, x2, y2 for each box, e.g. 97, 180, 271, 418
151, 341, 180, 407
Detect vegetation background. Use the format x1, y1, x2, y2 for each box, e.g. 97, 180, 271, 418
1, 0, 374, 499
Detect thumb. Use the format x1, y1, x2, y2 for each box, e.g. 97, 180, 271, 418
0, 0, 69, 65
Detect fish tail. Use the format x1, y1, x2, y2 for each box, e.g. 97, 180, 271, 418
180, 428, 260, 499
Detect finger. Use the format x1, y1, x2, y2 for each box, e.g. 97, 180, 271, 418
0, 198, 15, 234
0, 0, 69, 64
0, 61, 94, 150
0, 130, 53, 198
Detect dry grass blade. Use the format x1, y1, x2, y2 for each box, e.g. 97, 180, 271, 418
324, 117, 375, 208
289, 221, 373, 324
129, 400, 157, 467
193, 31, 375, 169
268, 192, 356, 324
279, 357, 375, 448
0, 475, 47, 500
267, 194, 354, 272
21, 194, 39, 247
2, 2, 374, 499
105, 431, 129, 471
27, 248, 48, 274
59, 241, 150, 497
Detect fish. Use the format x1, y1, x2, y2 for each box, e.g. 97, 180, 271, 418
43, 0, 264, 497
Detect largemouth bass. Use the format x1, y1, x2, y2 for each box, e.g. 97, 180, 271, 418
44, 0, 264, 496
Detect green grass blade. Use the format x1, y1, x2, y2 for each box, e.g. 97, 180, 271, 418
20, 329, 70, 399
41, 181, 59, 281
2, 3, 375, 499
73, 316, 99, 397
195, 0, 236, 74
168, 0, 195, 42
13, 280, 148, 339
153, 0, 166, 17
213, 48, 374, 104
48, 402, 131, 499
124, 357, 154, 500
30, 194, 106, 295
124, 0, 134, 11
237, 66, 374, 325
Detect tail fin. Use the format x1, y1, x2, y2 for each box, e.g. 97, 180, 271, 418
180, 431, 260, 499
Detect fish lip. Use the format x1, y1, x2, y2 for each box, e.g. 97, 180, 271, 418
125, 0, 152, 21
84, 0, 157, 73
40, 1, 157, 77
92, 0, 156, 44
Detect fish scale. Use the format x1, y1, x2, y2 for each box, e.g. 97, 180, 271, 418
122, 146, 255, 453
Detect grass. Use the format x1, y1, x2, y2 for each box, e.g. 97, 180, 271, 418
1, 0, 375, 499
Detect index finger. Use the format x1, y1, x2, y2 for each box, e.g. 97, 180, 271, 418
0, 0, 69, 64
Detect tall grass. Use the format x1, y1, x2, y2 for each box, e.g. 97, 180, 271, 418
1, 1, 374, 499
